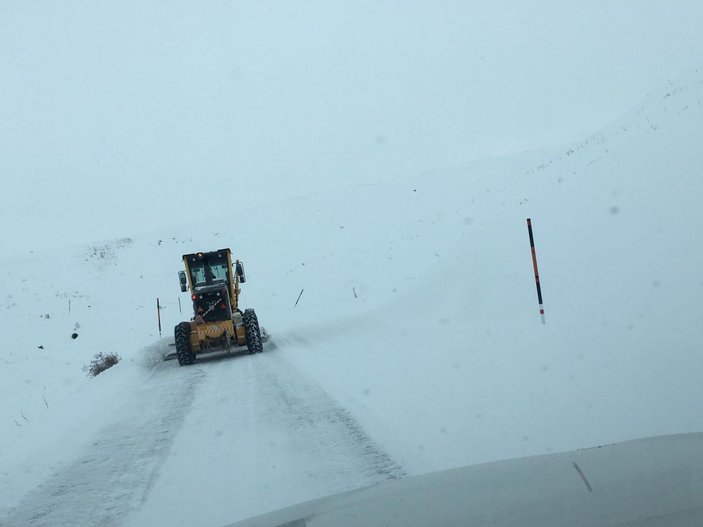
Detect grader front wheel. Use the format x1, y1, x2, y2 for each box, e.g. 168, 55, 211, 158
175, 322, 196, 366
243, 309, 263, 354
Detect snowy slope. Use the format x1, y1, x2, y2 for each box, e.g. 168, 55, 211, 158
1, 68, 702, 526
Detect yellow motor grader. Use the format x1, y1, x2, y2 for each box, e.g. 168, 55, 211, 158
173, 248, 264, 365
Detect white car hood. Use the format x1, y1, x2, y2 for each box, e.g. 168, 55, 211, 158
224, 433, 703, 527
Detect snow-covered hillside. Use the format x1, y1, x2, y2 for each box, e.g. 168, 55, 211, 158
1, 66, 702, 526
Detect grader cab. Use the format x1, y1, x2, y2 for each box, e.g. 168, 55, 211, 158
174, 248, 263, 366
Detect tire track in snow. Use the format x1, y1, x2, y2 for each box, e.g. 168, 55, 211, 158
251, 348, 406, 488
127, 346, 406, 527
0, 367, 203, 527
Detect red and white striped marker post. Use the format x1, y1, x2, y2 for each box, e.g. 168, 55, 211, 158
526, 218, 545, 324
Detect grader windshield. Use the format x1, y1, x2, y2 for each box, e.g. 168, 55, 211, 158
185, 251, 231, 289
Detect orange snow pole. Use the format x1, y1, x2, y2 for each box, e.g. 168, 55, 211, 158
527, 218, 545, 324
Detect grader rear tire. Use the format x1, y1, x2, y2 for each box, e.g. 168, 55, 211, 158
243, 309, 263, 354
175, 322, 196, 366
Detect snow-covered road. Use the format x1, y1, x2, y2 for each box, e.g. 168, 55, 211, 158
1, 340, 404, 527
1, 350, 202, 526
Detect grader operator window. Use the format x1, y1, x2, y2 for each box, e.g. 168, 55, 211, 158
188, 254, 231, 288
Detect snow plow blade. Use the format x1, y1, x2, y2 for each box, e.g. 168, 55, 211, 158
162, 327, 269, 361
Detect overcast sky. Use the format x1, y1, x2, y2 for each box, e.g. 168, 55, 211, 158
2, 1, 703, 251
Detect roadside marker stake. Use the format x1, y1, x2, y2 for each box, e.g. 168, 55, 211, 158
295, 289, 304, 307
527, 218, 546, 324
157, 298, 162, 336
